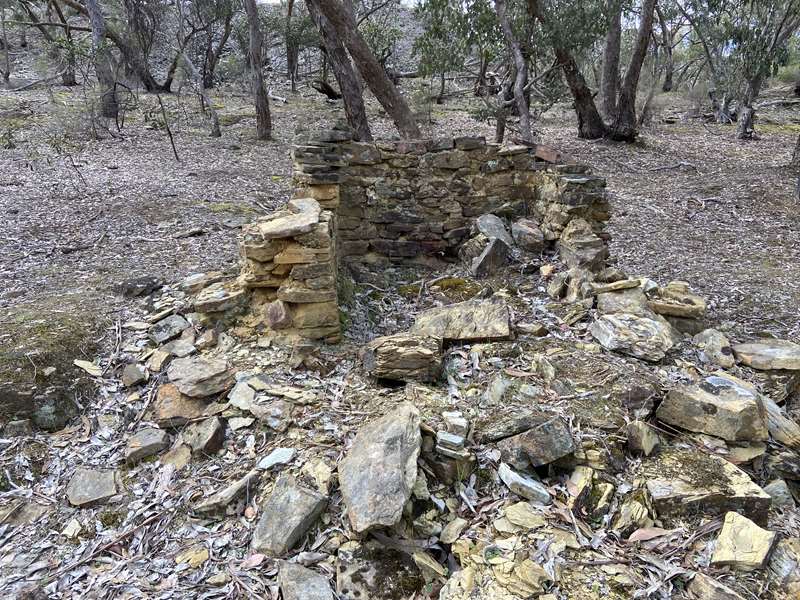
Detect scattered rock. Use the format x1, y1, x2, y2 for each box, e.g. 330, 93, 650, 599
278, 562, 333, 600
710, 511, 776, 571
511, 219, 544, 253
362, 333, 442, 383
4, 419, 33, 437
161, 338, 196, 358
167, 356, 233, 397
693, 329, 735, 369
656, 374, 768, 442
648, 281, 706, 319
251, 474, 327, 556
195, 469, 260, 514
471, 238, 510, 278
687, 573, 745, 600
339, 403, 421, 533
66, 468, 119, 507
769, 537, 800, 592
125, 428, 170, 464
257, 447, 296, 470
732, 339, 800, 370
475, 213, 514, 247
497, 463, 551, 504
121, 363, 147, 388
180, 271, 225, 294
497, 416, 574, 468
117, 276, 163, 298
152, 383, 208, 427
194, 282, 246, 313
557, 217, 608, 270
149, 314, 190, 345
763, 479, 795, 509
589, 313, 676, 362
251, 399, 294, 431
227, 380, 256, 411
596, 288, 651, 316
644, 449, 771, 524
183, 417, 225, 455
412, 298, 511, 343
626, 421, 660, 456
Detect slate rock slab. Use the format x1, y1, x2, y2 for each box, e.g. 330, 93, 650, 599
589, 312, 676, 362
149, 314, 190, 345
167, 356, 233, 397
338, 402, 421, 533
125, 428, 170, 464
251, 474, 327, 556
66, 467, 119, 507
412, 298, 511, 343
732, 339, 800, 370
643, 449, 771, 525
278, 562, 333, 600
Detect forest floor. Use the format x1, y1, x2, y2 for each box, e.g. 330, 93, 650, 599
2, 77, 800, 600
2, 81, 798, 350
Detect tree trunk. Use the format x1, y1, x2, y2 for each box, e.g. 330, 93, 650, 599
243, 0, 271, 140
737, 75, 763, 140
655, 4, 673, 92
51, 0, 78, 86
494, 0, 533, 143
202, 10, 233, 89
609, 0, 657, 141
556, 48, 607, 139
601, 0, 622, 119
1, 7, 10, 84
710, 89, 734, 124
315, 0, 419, 139
307, 0, 372, 141
528, 0, 607, 139
84, 0, 118, 120
791, 133, 800, 169
436, 70, 445, 104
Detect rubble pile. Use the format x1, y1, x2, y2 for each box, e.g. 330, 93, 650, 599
1, 129, 799, 600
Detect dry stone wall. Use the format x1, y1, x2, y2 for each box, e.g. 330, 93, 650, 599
238, 124, 611, 342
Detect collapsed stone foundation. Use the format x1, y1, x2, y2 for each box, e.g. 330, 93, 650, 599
237, 124, 611, 342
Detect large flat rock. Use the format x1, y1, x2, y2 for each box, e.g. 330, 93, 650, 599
412, 298, 511, 343
643, 449, 771, 525
732, 339, 800, 370
657, 374, 768, 442
589, 312, 676, 362
338, 403, 421, 533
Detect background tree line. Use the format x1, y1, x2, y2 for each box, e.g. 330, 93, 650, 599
2, 0, 800, 144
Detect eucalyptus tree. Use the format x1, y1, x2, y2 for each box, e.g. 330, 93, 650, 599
314, 0, 420, 138
678, 0, 800, 138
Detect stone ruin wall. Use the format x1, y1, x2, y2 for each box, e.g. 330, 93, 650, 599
237, 125, 611, 343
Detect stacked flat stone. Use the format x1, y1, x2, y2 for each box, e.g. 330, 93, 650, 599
238, 197, 340, 342
291, 132, 610, 265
